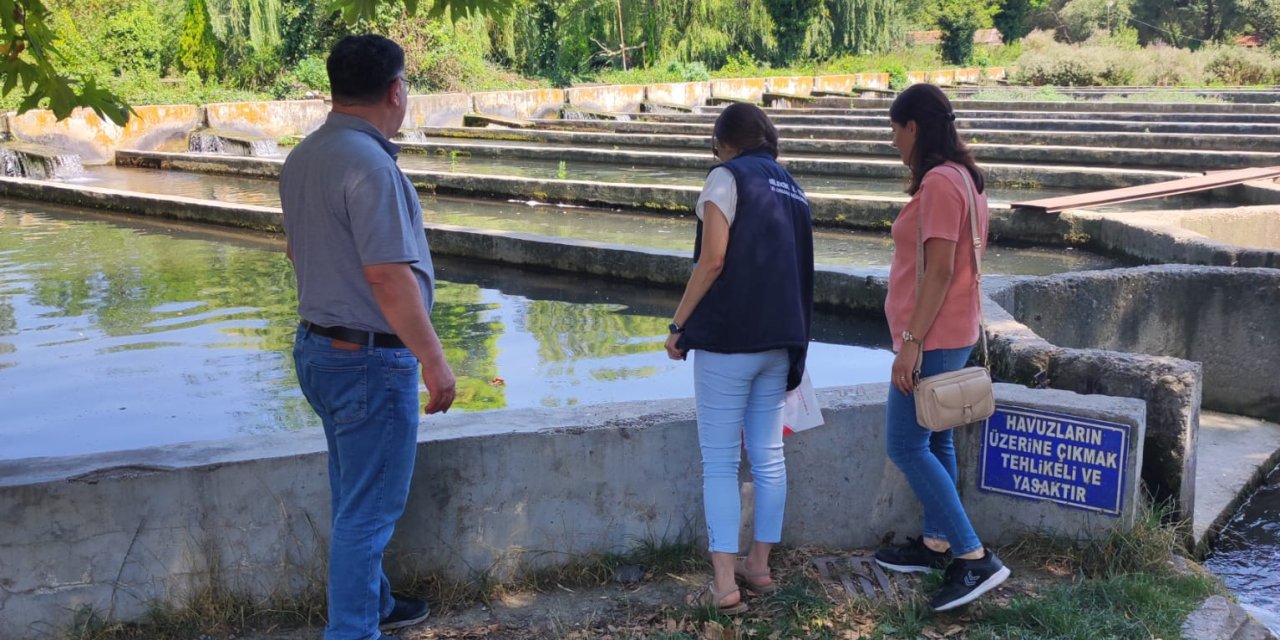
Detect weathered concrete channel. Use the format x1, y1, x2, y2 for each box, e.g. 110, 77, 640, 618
3, 71, 1280, 636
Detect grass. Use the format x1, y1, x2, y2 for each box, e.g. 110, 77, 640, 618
966, 572, 1219, 640
61, 503, 1227, 639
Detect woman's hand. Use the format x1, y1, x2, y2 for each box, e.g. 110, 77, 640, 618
665, 333, 687, 361
892, 342, 920, 395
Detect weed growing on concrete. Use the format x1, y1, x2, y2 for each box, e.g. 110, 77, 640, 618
1004, 499, 1185, 579
64, 585, 326, 640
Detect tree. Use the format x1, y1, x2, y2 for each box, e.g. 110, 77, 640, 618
830, 0, 898, 55
0, 0, 512, 126
934, 0, 998, 63
178, 0, 219, 80
0, 0, 130, 125
994, 0, 1049, 41
1131, 0, 1243, 46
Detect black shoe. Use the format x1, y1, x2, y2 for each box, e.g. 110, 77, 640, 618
929, 549, 1011, 612
380, 596, 430, 631
874, 536, 951, 573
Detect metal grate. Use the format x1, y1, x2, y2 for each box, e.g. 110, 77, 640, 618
813, 555, 918, 601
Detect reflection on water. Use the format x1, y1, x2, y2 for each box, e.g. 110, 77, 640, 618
1205, 464, 1280, 634
0, 204, 893, 459
73, 166, 1122, 276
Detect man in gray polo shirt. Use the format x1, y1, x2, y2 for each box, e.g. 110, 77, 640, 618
281, 34, 455, 640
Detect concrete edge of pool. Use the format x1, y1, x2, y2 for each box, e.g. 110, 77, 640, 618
0, 383, 1146, 637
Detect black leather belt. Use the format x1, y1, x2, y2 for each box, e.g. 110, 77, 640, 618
301, 321, 406, 349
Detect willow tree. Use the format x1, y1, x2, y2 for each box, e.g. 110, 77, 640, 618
830, 0, 897, 55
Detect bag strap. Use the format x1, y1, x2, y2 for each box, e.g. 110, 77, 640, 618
913, 163, 988, 374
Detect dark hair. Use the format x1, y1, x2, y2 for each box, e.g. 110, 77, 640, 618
327, 35, 405, 105
889, 83, 984, 196
712, 102, 779, 159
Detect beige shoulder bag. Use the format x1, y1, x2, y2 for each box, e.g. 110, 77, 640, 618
912, 164, 995, 431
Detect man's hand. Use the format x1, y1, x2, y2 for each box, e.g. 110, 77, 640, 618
421, 356, 456, 414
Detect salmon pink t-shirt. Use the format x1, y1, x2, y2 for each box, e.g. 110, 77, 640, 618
885, 161, 989, 353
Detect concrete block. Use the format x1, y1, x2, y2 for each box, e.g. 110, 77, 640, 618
566, 85, 646, 114
471, 89, 566, 120
644, 82, 711, 108
204, 100, 329, 139
407, 93, 473, 128
767, 76, 814, 96
709, 78, 767, 102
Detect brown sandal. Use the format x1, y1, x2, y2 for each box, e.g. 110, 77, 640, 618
686, 581, 749, 615
734, 558, 778, 595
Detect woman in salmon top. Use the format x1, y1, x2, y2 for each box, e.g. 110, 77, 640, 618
874, 83, 1010, 612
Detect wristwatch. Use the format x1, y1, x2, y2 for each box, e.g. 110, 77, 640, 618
902, 330, 922, 345
669, 321, 683, 334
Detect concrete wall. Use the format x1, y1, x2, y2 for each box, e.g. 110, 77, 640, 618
204, 100, 329, 139
567, 84, 647, 113
710, 78, 769, 102
0, 384, 1145, 637
644, 82, 712, 108
767, 76, 815, 96
6, 105, 200, 164
1059, 208, 1280, 268
406, 93, 473, 128
471, 88, 566, 120
995, 266, 1280, 423
810, 73, 891, 93
986, 279, 1204, 519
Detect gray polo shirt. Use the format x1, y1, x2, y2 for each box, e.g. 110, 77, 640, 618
281, 112, 434, 335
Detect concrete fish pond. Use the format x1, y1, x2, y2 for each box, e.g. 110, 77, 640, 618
1, 74, 1278, 636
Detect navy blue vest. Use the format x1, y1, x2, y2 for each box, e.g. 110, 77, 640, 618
677, 150, 814, 390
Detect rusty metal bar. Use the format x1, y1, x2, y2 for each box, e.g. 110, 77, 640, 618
1012, 165, 1280, 213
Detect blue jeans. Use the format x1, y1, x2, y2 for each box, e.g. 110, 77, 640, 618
694, 349, 789, 553
294, 325, 420, 640
884, 345, 982, 556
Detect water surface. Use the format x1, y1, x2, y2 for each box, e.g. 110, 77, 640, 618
0, 204, 894, 459
72, 166, 1122, 276
1204, 464, 1280, 634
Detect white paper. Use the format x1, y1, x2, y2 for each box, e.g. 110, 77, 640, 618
782, 369, 824, 435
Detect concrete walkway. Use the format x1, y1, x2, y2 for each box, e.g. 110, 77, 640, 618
1195, 411, 1280, 543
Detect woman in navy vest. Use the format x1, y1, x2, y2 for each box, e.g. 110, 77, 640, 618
665, 102, 814, 614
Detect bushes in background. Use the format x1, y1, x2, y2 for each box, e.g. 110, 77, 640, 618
1016, 30, 1280, 85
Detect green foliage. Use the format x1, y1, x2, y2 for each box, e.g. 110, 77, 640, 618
934, 0, 997, 64
1059, 0, 1134, 42
1130, 0, 1246, 47
993, 0, 1049, 41
178, 0, 219, 80
331, 0, 516, 23
0, 0, 133, 124
1202, 43, 1279, 83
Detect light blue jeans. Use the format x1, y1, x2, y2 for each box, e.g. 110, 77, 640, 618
884, 345, 982, 556
693, 349, 790, 553
294, 325, 420, 640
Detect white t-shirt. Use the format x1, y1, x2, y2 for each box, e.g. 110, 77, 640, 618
696, 167, 738, 226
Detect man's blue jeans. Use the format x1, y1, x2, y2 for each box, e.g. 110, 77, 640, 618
694, 349, 790, 553
294, 325, 420, 640
884, 345, 982, 556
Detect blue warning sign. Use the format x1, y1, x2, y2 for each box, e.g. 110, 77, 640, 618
979, 406, 1130, 516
